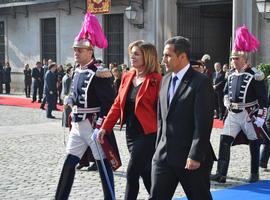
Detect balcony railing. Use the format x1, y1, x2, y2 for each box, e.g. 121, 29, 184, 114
0, 0, 64, 7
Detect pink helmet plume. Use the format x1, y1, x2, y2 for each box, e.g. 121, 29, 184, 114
233, 25, 260, 52
75, 12, 108, 49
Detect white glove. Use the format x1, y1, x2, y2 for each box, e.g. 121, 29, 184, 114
254, 117, 264, 128
252, 67, 265, 81
91, 128, 100, 141
224, 95, 230, 109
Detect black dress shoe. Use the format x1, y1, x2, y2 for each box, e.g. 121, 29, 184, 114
248, 173, 259, 183
87, 163, 97, 171
260, 162, 267, 169
31, 100, 36, 103
38, 100, 42, 103
210, 174, 226, 183
76, 164, 85, 170
40, 107, 45, 110
47, 115, 56, 119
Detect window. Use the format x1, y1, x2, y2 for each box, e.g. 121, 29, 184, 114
104, 14, 124, 66
177, 6, 204, 60
0, 21, 4, 64
41, 18, 56, 62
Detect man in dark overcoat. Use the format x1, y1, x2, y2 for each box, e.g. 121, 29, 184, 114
149, 36, 215, 200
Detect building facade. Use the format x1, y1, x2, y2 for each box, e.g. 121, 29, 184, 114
0, 0, 269, 92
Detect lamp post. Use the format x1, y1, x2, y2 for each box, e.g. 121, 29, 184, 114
256, 0, 270, 20
124, 3, 144, 29
124, 6, 137, 21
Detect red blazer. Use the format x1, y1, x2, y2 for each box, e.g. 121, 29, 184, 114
102, 70, 162, 135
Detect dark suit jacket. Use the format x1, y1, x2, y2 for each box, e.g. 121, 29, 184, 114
153, 66, 215, 168
212, 71, 225, 92
44, 70, 57, 96
32, 67, 44, 82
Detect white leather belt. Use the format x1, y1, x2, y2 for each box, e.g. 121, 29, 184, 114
72, 106, 101, 114
230, 100, 258, 110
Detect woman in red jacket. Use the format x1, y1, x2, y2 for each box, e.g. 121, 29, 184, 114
98, 40, 162, 199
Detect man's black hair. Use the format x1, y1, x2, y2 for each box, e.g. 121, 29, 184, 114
165, 36, 191, 60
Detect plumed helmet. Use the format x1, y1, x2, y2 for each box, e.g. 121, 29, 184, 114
73, 12, 108, 49
231, 25, 259, 58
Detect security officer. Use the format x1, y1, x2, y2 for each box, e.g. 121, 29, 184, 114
55, 12, 120, 200
31, 61, 44, 103
44, 62, 57, 118
212, 62, 225, 120
0, 63, 3, 93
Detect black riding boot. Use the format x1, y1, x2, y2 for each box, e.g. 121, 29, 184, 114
260, 143, 270, 169
211, 135, 234, 183
55, 154, 80, 200
96, 159, 115, 200
249, 139, 261, 182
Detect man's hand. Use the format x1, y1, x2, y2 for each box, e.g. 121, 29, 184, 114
185, 158, 200, 170
254, 117, 264, 128
97, 129, 106, 144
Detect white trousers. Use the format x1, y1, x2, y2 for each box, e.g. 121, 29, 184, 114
66, 119, 106, 160
223, 110, 257, 140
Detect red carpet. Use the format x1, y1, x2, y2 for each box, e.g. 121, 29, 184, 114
0, 96, 223, 129
213, 118, 224, 129
0, 96, 63, 111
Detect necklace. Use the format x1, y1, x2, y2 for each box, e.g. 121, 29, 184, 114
133, 75, 144, 87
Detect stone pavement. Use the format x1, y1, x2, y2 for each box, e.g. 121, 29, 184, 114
0, 98, 269, 200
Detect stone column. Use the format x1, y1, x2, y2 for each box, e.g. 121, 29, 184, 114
232, 0, 259, 65
154, 0, 165, 58
154, 0, 178, 58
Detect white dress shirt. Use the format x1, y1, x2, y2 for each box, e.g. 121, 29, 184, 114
168, 63, 190, 104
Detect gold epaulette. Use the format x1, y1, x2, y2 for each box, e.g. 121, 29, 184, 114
95, 67, 112, 78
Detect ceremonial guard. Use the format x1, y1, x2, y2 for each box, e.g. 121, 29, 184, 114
211, 25, 269, 183
55, 12, 120, 200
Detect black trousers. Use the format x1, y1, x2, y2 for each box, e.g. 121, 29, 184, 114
260, 143, 270, 167
25, 81, 31, 97
149, 161, 213, 200
125, 133, 156, 200
46, 93, 57, 117
4, 82, 10, 94
32, 80, 43, 101
214, 90, 224, 118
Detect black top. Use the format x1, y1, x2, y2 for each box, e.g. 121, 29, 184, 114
125, 83, 144, 138
24, 69, 32, 83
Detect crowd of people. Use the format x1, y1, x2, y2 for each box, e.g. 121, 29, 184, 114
52, 13, 270, 200
1, 12, 270, 200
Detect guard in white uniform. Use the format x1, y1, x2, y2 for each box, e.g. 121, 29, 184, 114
211, 25, 268, 184
55, 12, 119, 200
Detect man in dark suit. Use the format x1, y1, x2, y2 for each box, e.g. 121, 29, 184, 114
44, 62, 57, 118
31, 61, 44, 103
212, 62, 225, 120
0, 63, 3, 93
149, 36, 215, 200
